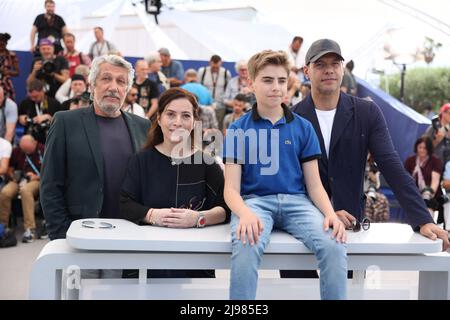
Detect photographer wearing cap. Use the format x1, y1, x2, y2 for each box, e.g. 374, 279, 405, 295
424, 103, 450, 164
61, 74, 89, 110
18, 79, 63, 144
292, 38, 448, 252
27, 38, 69, 98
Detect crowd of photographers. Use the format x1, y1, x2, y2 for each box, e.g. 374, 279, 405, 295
1, 0, 450, 247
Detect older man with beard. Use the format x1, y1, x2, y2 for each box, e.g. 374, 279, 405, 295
40, 55, 150, 240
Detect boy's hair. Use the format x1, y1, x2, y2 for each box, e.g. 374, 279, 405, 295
247, 50, 290, 80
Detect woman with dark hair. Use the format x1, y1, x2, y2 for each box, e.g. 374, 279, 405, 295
120, 87, 230, 278
0, 33, 19, 101
404, 136, 443, 216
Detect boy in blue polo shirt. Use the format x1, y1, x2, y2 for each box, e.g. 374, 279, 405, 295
223, 50, 347, 300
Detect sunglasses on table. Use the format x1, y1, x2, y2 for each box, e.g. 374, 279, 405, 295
346, 218, 370, 232
81, 220, 115, 229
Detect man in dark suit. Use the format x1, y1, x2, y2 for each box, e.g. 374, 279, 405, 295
292, 39, 448, 250
40, 55, 150, 240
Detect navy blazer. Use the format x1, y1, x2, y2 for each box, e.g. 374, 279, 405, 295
40, 106, 150, 239
292, 93, 433, 229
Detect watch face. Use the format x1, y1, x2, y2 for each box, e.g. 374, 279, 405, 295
198, 216, 206, 227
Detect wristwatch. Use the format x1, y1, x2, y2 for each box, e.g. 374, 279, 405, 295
196, 212, 206, 228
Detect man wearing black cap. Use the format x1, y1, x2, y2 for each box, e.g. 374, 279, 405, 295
60, 74, 89, 110
292, 39, 449, 251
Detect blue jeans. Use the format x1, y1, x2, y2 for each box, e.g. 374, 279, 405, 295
230, 194, 347, 300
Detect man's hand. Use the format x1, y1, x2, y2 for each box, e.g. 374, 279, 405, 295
25, 172, 39, 182
160, 208, 198, 228
335, 210, 356, 228
32, 60, 43, 73
236, 211, 264, 246
33, 114, 51, 124
420, 223, 449, 251
323, 215, 347, 243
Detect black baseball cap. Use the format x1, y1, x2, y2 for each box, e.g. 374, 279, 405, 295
305, 39, 344, 65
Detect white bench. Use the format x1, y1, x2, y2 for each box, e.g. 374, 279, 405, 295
29, 219, 449, 300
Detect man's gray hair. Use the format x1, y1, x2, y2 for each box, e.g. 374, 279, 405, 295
145, 52, 161, 65
235, 59, 248, 73
89, 55, 134, 93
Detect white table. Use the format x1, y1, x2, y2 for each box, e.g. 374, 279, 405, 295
29, 219, 449, 300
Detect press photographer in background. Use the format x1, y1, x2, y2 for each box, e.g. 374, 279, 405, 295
27, 38, 69, 98
67, 92, 90, 110
405, 136, 444, 219
60, 74, 89, 110
0, 135, 45, 243
18, 79, 63, 144
364, 153, 389, 222
425, 103, 450, 164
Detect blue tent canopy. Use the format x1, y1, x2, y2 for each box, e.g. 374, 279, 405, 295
357, 78, 432, 223
357, 77, 431, 162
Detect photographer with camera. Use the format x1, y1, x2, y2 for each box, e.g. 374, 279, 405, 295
27, 38, 69, 98
18, 79, 62, 144
60, 74, 89, 110
425, 103, 450, 164
0, 135, 44, 243
405, 136, 443, 218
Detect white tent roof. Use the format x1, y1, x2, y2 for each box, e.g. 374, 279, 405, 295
1, 0, 449, 79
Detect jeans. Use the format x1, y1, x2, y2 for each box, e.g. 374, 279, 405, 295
230, 194, 347, 300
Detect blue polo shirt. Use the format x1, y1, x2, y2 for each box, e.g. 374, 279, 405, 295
224, 104, 321, 196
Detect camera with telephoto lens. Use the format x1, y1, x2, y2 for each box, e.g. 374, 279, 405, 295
25, 117, 50, 134
72, 91, 90, 104
42, 60, 56, 75
421, 186, 434, 201
438, 186, 450, 205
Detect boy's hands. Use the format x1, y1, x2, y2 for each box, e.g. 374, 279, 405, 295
236, 212, 264, 246
323, 215, 347, 243
335, 210, 356, 228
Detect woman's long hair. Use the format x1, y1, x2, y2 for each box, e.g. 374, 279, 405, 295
414, 136, 433, 156
144, 87, 200, 149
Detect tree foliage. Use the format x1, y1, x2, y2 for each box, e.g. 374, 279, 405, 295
381, 67, 450, 113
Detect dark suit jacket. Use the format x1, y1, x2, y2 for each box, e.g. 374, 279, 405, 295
292, 93, 433, 229
40, 106, 150, 239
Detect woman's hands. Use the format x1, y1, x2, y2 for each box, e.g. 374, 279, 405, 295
148, 208, 199, 228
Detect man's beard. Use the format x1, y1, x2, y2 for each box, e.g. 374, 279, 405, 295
95, 96, 122, 116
